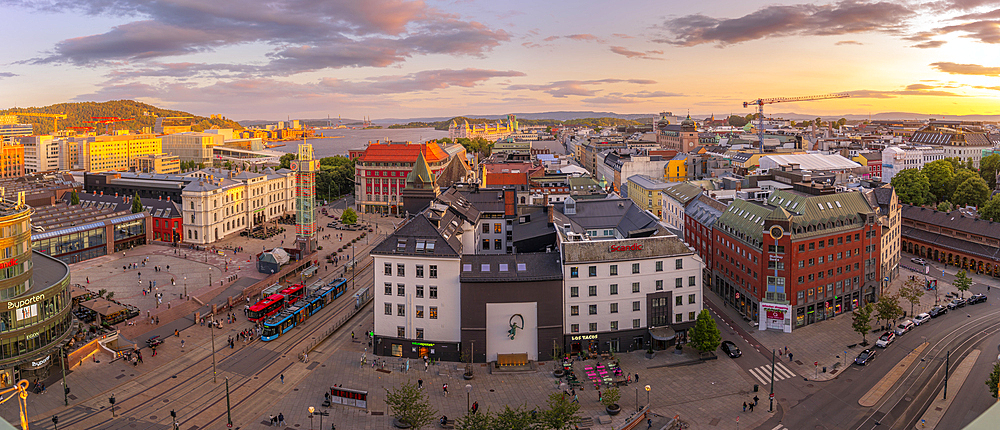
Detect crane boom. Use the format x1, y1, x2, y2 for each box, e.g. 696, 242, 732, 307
742, 92, 850, 152
1, 112, 68, 132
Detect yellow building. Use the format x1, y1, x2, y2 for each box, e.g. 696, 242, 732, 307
80, 133, 162, 172
626, 174, 671, 219
665, 158, 687, 182
135, 153, 180, 174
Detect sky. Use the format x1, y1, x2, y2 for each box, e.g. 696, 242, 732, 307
3, 0, 1000, 120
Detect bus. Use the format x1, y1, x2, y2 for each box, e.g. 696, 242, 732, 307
261, 278, 348, 341
280, 284, 306, 305
247, 294, 285, 322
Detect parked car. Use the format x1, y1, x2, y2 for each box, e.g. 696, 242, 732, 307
913, 313, 931, 325
969, 293, 988, 304
947, 298, 966, 309
875, 331, 896, 348
910, 258, 927, 265
327, 222, 337, 228
929, 305, 948, 317
855, 349, 877, 365
720, 340, 741, 358
894, 320, 916, 336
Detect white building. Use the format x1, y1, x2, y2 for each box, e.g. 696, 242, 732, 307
17, 136, 58, 173
181, 167, 296, 244
660, 182, 703, 235
881, 146, 924, 183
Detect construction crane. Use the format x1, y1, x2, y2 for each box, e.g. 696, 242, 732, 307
743, 93, 850, 152
0, 112, 68, 132
0, 379, 31, 429
87, 117, 134, 135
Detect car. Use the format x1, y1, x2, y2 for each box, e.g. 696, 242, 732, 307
929, 305, 948, 317
327, 222, 337, 228
855, 349, 877, 365
875, 331, 896, 348
720, 340, 741, 358
146, 335, 163, 348
969, 293, 988, 304
911, 258, 927, 265
947, 298, 966, 309
914, 313, 931, 325
895, 320, 915, 335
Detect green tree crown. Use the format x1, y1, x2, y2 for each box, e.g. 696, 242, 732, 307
690, 309, 722, 353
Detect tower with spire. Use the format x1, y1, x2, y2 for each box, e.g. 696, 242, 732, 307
400, 150, 440, 215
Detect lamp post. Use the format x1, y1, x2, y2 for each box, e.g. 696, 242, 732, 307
466, 384, 472, 412
184, 276, 187, 299
109, 394, 116, 417
308, 407, 314, 430
225, 377, 232, 428
61, 352, 69, 406
645, 385, 650, 408
51, 415, 58, 430
210, 317, 218, 383
312, 407, 329, 429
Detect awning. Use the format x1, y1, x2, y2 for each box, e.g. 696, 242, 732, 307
649, 326, 676, 341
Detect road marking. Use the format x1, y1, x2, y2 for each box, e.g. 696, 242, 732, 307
748, 362, 797, 384
770, 425, 788, 430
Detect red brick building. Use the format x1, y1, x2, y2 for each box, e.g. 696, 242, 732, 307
144, 197, 183, 243
354, 141, 467, 215
709, 184, 881, 331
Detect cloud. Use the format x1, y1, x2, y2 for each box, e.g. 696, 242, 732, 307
565, 34, 602, 42
954, 8, 1000, 20
0, 72, 16, 78
609, 46, 663, 60
973, 85, 1000, 90
611, 33, 634, 39
905, 84, 936, 90
318, 68, 525, 95
506, 79, 656, 98
912, 40, 947, 48
849, 88, 966, 98
623, 90, 684, 98
654, 1, 915, 47
936, 20, 1000, 44
580, 96, 635, 104
17, 0, 509, 76
835, 40, 864, 45
931, 61, 1000, 76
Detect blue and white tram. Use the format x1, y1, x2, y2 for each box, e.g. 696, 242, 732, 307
261, 278, 348, 341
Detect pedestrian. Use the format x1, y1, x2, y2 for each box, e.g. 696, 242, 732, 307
648, 418, 652, 429
753, 395, 759, 405
278, 413, 285, 426
181, 340, 185, 350
472, 401, 479, 414
789, 352, 793, 362
749, 401, 755, 412
572, 394, 578, 403
635, 373, 639, 382
743, 401, 747, 412
280, 374, 284, 384
418, 379, 423, 389
443, 383, 448, 397
784, 346, 788, 356
269, 414, 274, 426
598, 390, 602, 402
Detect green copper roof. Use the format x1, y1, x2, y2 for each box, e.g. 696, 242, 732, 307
407, 150, 435, 185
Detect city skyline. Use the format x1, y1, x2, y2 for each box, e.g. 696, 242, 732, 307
3, 0, 1000, 119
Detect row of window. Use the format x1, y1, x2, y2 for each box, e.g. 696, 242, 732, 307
569, 259, 683, 278
568, 277, 695, 297
384, 283, 439, 299
569, 294, 696, 316
384, 303, 438, 319
797, 232, 871, 252
482, 223, 505, 234
384, 263, 438, 278
568, 312, 694, 333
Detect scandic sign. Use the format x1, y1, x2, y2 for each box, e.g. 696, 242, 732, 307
608, 243, 643, 252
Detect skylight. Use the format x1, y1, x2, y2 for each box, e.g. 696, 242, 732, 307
463, 264, 472, 271
835, 201, 842, 208
499, 264, 509, 272
517, 263, 527, 271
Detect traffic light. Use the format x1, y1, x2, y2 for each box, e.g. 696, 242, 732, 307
171, 410, 176, 418
109, 395, 115, 405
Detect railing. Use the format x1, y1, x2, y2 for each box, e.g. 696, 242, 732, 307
299, 292, 372, 362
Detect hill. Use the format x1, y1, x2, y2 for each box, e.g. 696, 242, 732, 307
2, 100, 243, 135
388, 116, 643, 130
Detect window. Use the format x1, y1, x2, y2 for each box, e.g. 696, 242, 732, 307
494, 239, 502, 250
589, 322, 597, 332
589, 266, 597, 277
384, 263, 392, 275
675, 259, 683, 269
384, 283, 392, 295
676, 314, 683, 323
416, 285, 424, 298
494, 223, 502, 234
384, 303, 392, 315
397, 304, 405, 316
571, 324, 579, 333
588, 304, 597, 315
610, 265, 618, 276
429, 286, 437, 299
798, 244, 805, 252
819, 241, 824, 249
675, 278, 683, 288
415, 328, 424, 340
570, 267, 579, 278
397, 284, 405, 296
570, 286, 579, 297
655, 280, 663, 290
632, 282, 640, 293
415, 306, 424, 318
656, 261, 663, 272
633, 301, 641, 311
798, 276, 804, 283
633, 319, 641, 328
429, 265, 437, 278
610, 321, 618, 331
632, 263, 640, 274
397, 264, 405, 277
676, 296, 683, 306
689, 311, 696, 321
799, 261, 805, 268
589, 285, 597, 296
415, 265, 424, 278
819, 256, 824, 264
689, 276, 696, 286
398, 326, 405, 338
570, 305, 579, 316
688, 294, 696, 304
481, 239, 489, 249
482, 223, 489, 233
809, 242, 815, 250
610, 284, 618, 295
610, 303, 619, 313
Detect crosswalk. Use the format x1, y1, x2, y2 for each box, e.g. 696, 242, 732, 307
769, 425, 791, 430
747, 362, 797, 384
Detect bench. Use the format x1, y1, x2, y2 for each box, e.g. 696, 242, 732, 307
439, 418, 455, 429
497, 353, 529, 367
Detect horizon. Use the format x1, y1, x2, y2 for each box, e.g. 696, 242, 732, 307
3, 0, 1000, 119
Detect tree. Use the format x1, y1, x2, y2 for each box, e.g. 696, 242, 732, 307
491, 405, 537, 430
131, 193, 144, 213
70, 189, 80, 205
954, 270, 972, 298
936, 201, 953, 212
600, 387, 621, 409
922, 160, 954, 203
980, 154, 1000, 189
814, 117, 823, 127
105, 291, 115, 301
852, 303, 874, 346
341, 207, 358, 225
689, 309, 722, 354
952, 176, 990, 208
898, 278, 925, 318
537, 393, 581, 430
837, 118, 847, 128
456, 410, 492, 430
891, 169, 932, 205
980, 194, 1000, 222
986, 362, 1000, 399
874, 293, 903, 328
728, 115, 748, 127
385, 382, 437, 430
279, 153, 296, 169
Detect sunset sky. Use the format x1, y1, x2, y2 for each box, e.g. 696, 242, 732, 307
3, 0, 1000, 120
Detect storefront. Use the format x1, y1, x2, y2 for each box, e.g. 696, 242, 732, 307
758, 302, 792, 333
374, 337, 460, 362
565, 328, 651, 356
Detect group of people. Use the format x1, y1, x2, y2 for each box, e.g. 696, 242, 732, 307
267, 413, 285, 426
742, 395, 760, 412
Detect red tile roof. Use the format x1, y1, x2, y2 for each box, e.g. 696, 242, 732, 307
358, 142, 449, 163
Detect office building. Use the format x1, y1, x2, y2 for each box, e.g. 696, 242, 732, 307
80, 134, 162, 173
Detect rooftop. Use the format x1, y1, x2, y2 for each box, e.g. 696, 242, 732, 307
459, 253, 563, 282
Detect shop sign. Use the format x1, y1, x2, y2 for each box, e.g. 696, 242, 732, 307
570, 334, 598, 341
25, 332, 39, 340
0, 259, 17, 270
7, 293, 45, 311
15, 304, 37, 321
766, 310, 784, 320
608, 243, 642, 252
411, 342, 435, 347
29, 355, 49, 368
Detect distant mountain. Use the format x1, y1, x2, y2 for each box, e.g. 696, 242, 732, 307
764, 112, 1000, 122
375, 111, 656, 125
2, 100, 243, 135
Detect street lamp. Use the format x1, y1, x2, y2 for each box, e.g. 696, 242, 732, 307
51, 415, 58, 430
210, 317, 218, 383
308, 407, 314, 430
645, 385, 650, 408
309, 406, 329, 429
109, 394, 116, 417
465, 384, 472, 412
184, 276, 187, 299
